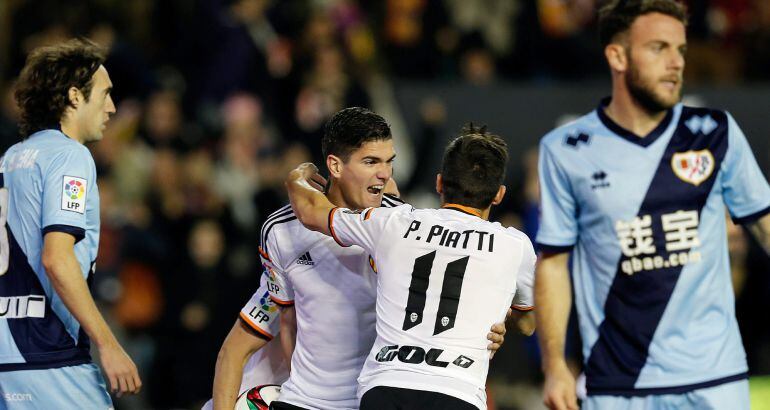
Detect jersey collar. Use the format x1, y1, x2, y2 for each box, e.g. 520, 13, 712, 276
596, 97, 675, 148
442, 203, 483, 217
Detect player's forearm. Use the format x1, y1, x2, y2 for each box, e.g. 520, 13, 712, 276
278, 307, 297, 369
286, 170, 334, 234
535, 252, 572, 372
213, 321, 264, 410
511, 310, 536, 336
42, 242, 117, 349
212, 349, 247, 410
747, 213, 770, 255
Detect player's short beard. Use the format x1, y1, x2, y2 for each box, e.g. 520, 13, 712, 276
624, 54, 680, 115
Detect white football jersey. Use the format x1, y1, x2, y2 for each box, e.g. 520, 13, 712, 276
330, 204, 536, 409
202, 273, 289, 410
261, 198, 404, 409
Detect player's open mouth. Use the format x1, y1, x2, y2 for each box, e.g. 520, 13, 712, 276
367, 185, 384, 195
661, 78, 679, 90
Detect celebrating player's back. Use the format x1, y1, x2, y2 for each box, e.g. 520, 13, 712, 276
286, 125, 535, 410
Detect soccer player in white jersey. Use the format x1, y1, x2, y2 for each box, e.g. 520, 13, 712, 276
205, 272, 289, 410
535, 1, 770, 410
285, 124, 536, 410
0, 39, 140, 408
260, 109, 508, 410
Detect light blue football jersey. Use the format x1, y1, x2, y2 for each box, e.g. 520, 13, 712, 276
536, 99, 770, 396
0, 129, 100, 371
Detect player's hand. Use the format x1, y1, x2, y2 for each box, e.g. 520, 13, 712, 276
98, 341, 142, 397
542, 362, 578, 410
307, 169, 327, 193
383, 178, 400, 197
289, 163, 321, 186
487, 320, 507, 359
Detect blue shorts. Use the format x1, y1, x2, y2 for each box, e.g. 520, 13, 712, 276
0, 363, 113, 409
584, 379, 749, 410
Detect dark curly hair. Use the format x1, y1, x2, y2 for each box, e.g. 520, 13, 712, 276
14, 38, 106, 138
441, 123, 508, 209
598, 0, 687, 47
322, 107, 391, 162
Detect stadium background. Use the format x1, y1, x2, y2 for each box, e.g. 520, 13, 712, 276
1, 0, 770, 408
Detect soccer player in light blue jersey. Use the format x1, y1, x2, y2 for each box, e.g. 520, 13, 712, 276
535, 1, 770, 410
0, 39, 141, 408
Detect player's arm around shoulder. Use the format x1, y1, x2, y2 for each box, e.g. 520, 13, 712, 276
42, 232, 141, 397
286, 162, 336, 235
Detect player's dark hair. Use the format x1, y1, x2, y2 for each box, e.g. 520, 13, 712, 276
322, 107, 391, 162
14, 38, 106, 138
598, 0, 687, 47
441, 123, 508, 209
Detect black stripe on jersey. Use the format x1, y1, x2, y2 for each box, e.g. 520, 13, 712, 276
433, 256, 469, 335
402, 251, 435, 331
382, 194, 405, 207
42, 224, 86, 243
262, 216, 298, 253
732, 204, 770, 225
260, 205, 294, 248
585, 107, 730, 395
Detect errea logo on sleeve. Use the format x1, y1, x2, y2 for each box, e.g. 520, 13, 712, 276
61, 176, 87, 214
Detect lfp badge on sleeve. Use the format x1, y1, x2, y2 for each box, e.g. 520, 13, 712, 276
61, 176, 87, 214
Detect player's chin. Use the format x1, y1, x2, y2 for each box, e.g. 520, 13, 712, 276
363, 191, 383, 208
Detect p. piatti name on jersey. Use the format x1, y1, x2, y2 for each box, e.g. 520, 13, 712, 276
402, 219, 496, 253
536, 99, 770, 396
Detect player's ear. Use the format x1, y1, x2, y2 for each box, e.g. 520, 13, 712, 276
605, 43, 628, 73
491, 185, 506, 206
435, 174, 444, 195
327, 154, 343, 178
67, 87, 82, 108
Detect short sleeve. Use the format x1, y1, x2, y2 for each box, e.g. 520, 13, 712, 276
259, 218, 294, 306
720, 113, 770, 224
535, 143, 578, 252
512, 236, 536, 311
329, 205, 404, 253
239, 273, 281, 340
41, 147, 95, 242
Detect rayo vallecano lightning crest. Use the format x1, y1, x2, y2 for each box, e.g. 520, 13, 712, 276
671, 149, 715, 186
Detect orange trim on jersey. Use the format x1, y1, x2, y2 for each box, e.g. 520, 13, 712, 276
364, 208, 374, 221
328, 207, 348, 247
442, 203, 483, 217
511, 304, 535, 312
239, 311, 274, 340
258, 246, 271, 262
269, 295, 295, 307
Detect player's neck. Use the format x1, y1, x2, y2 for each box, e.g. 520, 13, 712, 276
325, 180, 350, 209
605, 92, 668, 138
441, 202, 490, 221
59, 119, 85, 144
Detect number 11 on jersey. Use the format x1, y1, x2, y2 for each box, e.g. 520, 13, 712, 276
403, 251, 470, 336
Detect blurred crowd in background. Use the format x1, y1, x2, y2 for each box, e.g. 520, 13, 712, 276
2, 0, 770, 409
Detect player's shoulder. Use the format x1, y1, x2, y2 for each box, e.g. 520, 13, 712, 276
260, 204, 325, 251
34, 129, 93, 161
539, 109, 601, 151
678, 104, 731, 127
